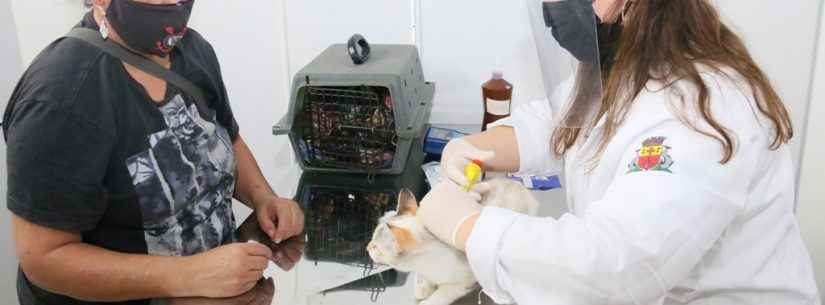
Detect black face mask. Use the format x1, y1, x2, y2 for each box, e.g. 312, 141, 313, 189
596, 18, 622, 72
543, 0, 623, 72
543, 0, 600, 63
106, 0, 195, 57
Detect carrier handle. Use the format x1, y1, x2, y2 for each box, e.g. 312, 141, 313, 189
272, 115, 291, 136
347, 34, 371, 65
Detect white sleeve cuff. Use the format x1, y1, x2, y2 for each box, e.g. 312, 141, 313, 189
486, 100, 562, 176
465, 206, 522, 304
486, 116, 515, 130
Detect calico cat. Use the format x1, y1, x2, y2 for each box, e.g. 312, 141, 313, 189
367, 179, 539, 305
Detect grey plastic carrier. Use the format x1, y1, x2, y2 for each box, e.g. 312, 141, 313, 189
273, 43, 434, 175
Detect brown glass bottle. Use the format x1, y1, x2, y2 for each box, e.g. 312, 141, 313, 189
481, 71, 513, 131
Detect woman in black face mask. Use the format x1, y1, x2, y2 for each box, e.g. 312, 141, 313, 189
3, 1, 305, 304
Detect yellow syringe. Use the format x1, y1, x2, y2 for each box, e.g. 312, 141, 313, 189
463, 159, 484, 192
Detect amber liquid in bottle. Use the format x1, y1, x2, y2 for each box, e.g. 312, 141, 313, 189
481, 71, 513, 131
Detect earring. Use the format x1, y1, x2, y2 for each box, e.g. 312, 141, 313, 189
94, 5, 109, 40
100, 21, 109, 40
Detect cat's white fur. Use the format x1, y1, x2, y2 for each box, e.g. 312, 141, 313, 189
367, 179, 539, 305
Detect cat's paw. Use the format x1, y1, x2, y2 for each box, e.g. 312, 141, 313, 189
415, 280, 436, 300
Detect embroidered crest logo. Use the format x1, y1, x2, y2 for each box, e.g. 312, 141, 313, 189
628, 137, 674, 173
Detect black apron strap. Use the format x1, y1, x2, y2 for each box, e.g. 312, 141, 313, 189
65, 27, 208, 105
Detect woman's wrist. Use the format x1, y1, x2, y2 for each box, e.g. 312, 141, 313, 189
249, 188, 278, 211
454, 212, 481, 251
165, 255, 199, 298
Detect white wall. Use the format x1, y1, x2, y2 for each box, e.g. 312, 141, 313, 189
420, 0, 546, 124
798, 0, 825, 299
1, 0, 22, 303
11, 0, 85, 66
712, 0, 822, 181
283, 1, 415, 78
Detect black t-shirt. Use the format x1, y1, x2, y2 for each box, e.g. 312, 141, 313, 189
3, 13, 240, 305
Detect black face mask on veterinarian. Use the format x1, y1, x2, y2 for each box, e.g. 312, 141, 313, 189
106, 0, 195, 57
530, 0, 603, 128
543, 0, 623, 71
596, 15, 622, 72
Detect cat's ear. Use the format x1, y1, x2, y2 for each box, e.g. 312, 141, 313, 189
397, 189, 418, 216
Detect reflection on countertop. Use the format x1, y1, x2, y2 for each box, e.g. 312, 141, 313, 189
302, 184, 394, 277
287, 154, 428, 304
163, 134, 525, 304
166, 278, 275, 305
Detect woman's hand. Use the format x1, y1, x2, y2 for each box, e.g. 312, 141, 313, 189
440, 127, 522, 184
440, 138, 496, 188
233, 136, 305, 243
417, 181, 483, 251
271, 236, 306, 271
185, 243, 273, 298
255, 195, 305, 244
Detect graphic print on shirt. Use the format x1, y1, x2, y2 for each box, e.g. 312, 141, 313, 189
627, 136, 674, 174
126, 95, 236, 256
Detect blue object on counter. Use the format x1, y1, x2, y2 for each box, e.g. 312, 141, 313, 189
508, 174, 562, 191
424, 127, 469, 156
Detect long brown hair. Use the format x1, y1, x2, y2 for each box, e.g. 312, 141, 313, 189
552, 0, 793, 164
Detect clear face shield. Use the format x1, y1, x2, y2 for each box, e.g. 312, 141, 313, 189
527, 0, 604, 129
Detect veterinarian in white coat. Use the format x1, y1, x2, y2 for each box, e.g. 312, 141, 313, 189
416, 0, 821, 304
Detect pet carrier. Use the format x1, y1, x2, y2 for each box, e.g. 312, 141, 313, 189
295, 141, 426, 275
273, 40, 434, 175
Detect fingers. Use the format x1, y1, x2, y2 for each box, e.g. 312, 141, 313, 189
239, 269, 265, 295
272, 251, 297, 271
273, 202, 304, 244
471, 182, 493, 195
243, 242, 274, 260
293, 206, 305, 236
272, 207, 290, 244
443, 137, 495, 177
467, 191, 482, 202
239, 279, 259, 296
272, 237, 305, 271
244, 268, 265, 281
259, 198, 304, 244
442, 149, 495, 187
288, 205, 299, 237
256, 211, 277, 241
283, 246, 303, 263
247, 256, 269, 271
470, 147, 496, 163
443, 163, 469, 186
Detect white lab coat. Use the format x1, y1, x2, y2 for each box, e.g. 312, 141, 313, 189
466, 68, 821, 305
